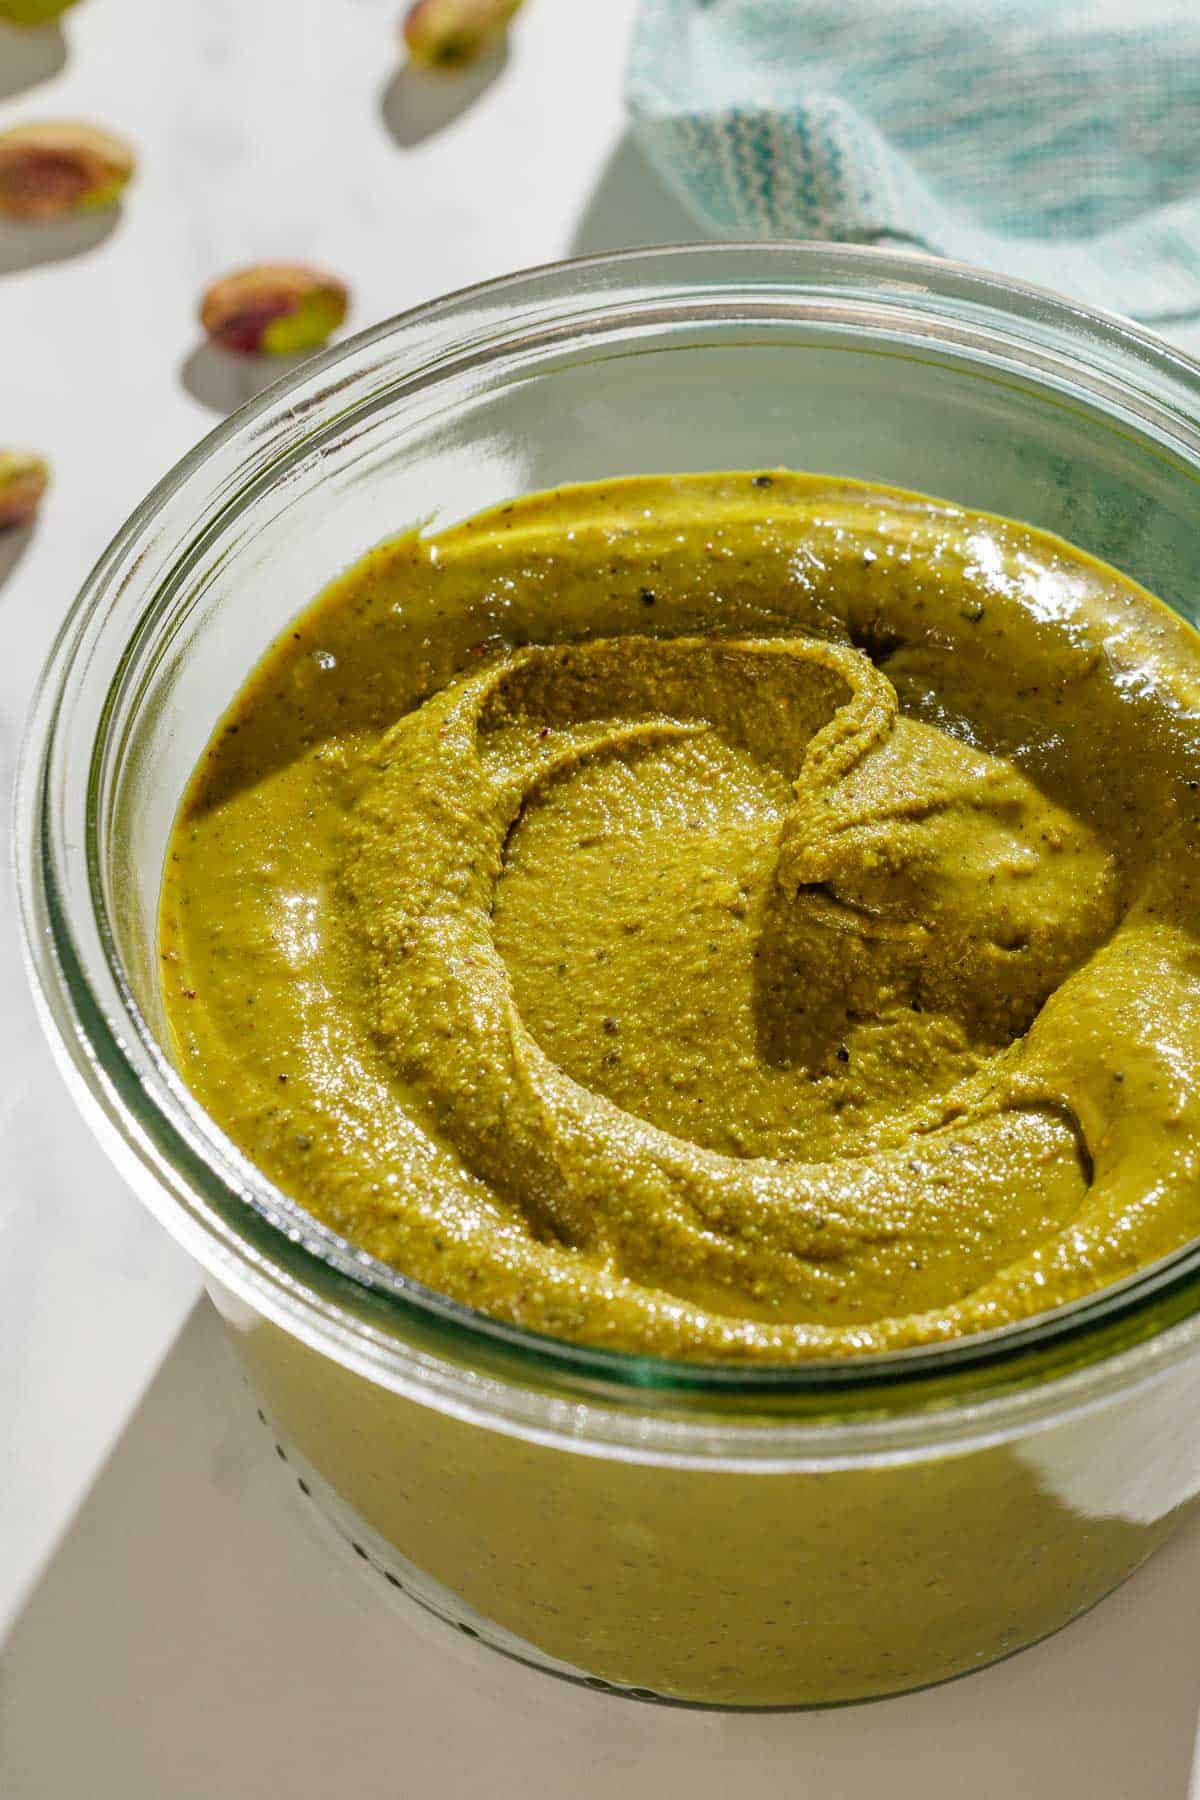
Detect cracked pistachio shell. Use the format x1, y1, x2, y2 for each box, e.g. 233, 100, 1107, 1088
0, 453, 49, 530
0, 121, 135, 221
402, 0, 525, 67
199, 265, 350, 358
0, 0, 83, 23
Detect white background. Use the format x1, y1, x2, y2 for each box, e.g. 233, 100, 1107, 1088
4, 2, 1200, 1794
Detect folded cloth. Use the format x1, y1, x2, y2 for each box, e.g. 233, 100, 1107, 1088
627, 0, 1200, 325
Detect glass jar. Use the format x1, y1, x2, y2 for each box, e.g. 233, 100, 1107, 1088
19, 244, 1200, 1708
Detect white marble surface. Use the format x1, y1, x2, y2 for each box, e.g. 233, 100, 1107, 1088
5, 3, 1200, 1794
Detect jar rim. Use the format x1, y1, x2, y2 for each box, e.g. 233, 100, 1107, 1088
19, 239, 1200, 1442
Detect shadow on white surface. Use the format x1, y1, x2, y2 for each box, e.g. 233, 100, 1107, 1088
0, 524, 34, 591
0, 208, 119, 278
179, 342, 313, 416
570, 132, 699, 256
4, 1299, 1200, 1800
0, 22, 66, 103
379, 44, 509, 148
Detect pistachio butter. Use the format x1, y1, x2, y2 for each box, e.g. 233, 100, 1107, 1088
160, 473, 1200, 1361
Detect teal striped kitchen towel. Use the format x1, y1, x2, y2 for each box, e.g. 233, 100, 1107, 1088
627, 0, 1200, 324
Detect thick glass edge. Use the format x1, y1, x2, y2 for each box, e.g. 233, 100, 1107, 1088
19, 242, 1200, 1433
